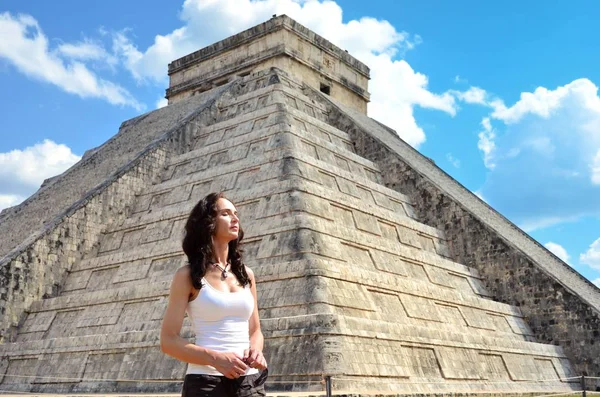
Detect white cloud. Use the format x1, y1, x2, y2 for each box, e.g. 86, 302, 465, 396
593, 278, 600, 288
518, 216, 578, 233
0, 140, 81, 206
156, 97, 168, 109
544, 242, 570, 264
490, 79, 600, 124
113, 0, 456, 147
446, 153, 460, 168
112, 30, 148, 82
453, 86, 487, 105
592, 150, 600, 185
365, 53, 456, 146
477, 117, 496, 170
0, 12, 142, 110
476, 79, 600, 231
473, 190, 486, 203
580, 238, 600, 271
0, 194, 25, 212
57, 41, 113, 63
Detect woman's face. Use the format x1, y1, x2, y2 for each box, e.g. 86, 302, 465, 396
213, 198, 240, 243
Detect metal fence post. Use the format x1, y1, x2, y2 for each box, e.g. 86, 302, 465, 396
581, 375, 586, 397
325, 375, 332, 397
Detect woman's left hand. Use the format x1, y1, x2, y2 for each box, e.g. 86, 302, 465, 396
243, 347, 268, 370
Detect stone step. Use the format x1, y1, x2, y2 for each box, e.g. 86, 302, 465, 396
137, 148, 413, 220
164, 115, 374, 187
165, 108, 289, 176
180, 81, 331, 154
38, 263, 504, 346
255, 259, 518, 332
26, 254, 517, 343
0, 313, 565, 370
0, 320, 563, 369
63, 197, 487, 306
28, 277, 171, 313
131, 149, 291, 208
238, 215, 515, 313
183, 80, 349, 143
161, 119, 378, 194
284, 148, 420, 217
70, 208, 470, 297
112, 178, 440, 252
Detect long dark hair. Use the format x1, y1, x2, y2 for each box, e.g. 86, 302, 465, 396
182, 192, 250, 290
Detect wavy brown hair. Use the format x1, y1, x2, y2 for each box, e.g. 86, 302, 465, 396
182, 192, 250, 290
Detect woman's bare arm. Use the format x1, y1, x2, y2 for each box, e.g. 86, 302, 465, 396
244, 266, 267, 369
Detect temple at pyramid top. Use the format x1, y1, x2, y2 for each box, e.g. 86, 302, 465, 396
165, 15, 370, 113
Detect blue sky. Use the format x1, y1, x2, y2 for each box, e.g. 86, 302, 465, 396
1, 0, 599, 286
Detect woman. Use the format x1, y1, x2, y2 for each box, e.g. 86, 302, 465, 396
160, 192, 268, 397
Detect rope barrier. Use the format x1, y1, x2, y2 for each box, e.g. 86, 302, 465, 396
0, 372, 583, 385
264, 379, 324, 384
0, 388, 593, 396
0, 374, 177, 383
0, 372, 596, 396
0, 390, 587, 395
330, 376, 580, 384
533, 392, 587, 397
0, 374, 323, 385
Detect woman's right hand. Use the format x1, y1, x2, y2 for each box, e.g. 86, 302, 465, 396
213, 352, 249, 379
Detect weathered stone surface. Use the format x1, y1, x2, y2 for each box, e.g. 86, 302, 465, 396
306, 82, 600, 379
0, 16, 593, 396
167, 15, 370, 113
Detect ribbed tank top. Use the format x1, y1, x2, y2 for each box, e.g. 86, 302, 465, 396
185, 278, 258, 376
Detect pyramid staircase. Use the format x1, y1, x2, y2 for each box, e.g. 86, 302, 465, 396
0, 68, 580, 395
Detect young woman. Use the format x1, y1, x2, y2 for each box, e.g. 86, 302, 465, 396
160, 192, 267, 397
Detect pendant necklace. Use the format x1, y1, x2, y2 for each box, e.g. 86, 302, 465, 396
213, 263, 229, 279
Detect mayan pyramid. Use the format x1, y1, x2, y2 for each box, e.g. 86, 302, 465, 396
1, 15, 598, 395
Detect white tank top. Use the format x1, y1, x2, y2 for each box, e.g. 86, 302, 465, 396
185, 277, 258, 376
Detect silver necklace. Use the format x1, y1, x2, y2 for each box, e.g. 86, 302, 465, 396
213, 263, 229, 279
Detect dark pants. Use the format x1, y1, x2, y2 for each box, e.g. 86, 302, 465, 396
182, 369, 268, 397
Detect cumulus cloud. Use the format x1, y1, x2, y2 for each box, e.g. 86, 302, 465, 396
453, 86, 487, 105
57, 40, 115, 63
0, 194, 25, 212
580, 238, 600, 271
544, 242, 570, 264
365, 53, 456, 146
0, 12, 142, 110
592, 150, 600, 185
473, 190, 486, 203
471, 79, 600, 231
0, 140, 81, 210
156, 97, 169, 109
477, 117, 496, 170
490, 80, 600, 125
112, 0, 456, 147
446, 153, 460, 168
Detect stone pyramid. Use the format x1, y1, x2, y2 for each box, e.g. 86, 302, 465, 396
1, 15, 598, 395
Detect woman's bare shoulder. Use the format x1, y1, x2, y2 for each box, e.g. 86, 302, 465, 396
244, 265, 255, 280
172, 265, 193, 285
169, 265, 198, 301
